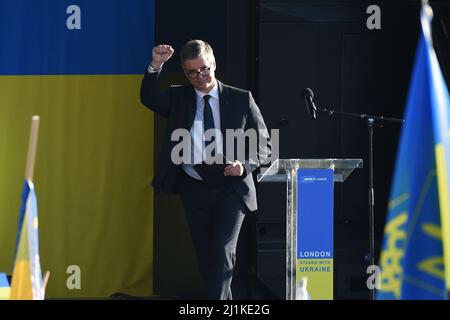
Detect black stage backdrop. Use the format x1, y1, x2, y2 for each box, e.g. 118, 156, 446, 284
151, 0, 450, 300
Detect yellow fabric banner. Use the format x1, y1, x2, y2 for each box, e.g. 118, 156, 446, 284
0, 75, 154, 298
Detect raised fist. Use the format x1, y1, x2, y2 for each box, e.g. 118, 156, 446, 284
151, 44, 174, 69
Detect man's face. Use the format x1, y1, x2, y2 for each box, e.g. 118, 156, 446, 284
183, 55, 217, 93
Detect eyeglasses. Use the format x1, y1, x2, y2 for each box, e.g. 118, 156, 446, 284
185, 67, 211, 80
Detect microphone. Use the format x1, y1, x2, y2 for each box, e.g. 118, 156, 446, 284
302, 88, 317, 120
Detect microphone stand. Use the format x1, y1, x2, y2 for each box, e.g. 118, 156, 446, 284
315, 106, 404, 300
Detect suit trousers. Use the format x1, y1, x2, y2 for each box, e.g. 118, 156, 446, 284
180, 171, 247, 300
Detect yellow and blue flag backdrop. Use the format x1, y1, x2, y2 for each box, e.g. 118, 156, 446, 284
0, 0, 155, 298
10, 181, 43, 300
377, 4, 450, 300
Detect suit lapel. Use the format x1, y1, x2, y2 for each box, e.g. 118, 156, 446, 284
218, 81, 231, 157
186, 86, 197, 129
218, 81, 231, 136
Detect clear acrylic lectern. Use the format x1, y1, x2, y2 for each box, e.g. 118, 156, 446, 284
257, 159, 363, 300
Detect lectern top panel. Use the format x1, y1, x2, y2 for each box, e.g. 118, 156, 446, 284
257, 159, 363, 183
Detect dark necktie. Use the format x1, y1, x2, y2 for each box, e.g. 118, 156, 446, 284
203, 95, 216, 157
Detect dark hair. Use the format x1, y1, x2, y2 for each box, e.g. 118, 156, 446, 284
179, 39, 215, 65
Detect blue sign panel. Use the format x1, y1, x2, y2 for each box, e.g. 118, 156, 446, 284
297, 169, 334, 299
297, 169, 334, 257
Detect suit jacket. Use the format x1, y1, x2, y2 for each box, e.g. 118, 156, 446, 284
140, 69, 271, 212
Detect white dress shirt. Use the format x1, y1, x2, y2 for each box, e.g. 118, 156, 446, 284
182, 83, 223, 180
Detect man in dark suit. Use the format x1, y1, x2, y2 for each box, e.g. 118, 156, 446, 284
140, 40, 271, 299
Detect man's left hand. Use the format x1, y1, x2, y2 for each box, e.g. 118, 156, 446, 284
224, 161, 244, 177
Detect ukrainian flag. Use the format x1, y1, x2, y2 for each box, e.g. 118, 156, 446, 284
0, 1, 155, 298
377, 3, 450, 300
10, 181, 43, 300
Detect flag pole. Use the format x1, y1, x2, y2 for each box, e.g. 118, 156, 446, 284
21, 115, 50, 299
41, 270, 50, 298
25, 115, 40, 182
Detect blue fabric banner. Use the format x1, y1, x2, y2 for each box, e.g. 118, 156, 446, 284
0, 0, 154, 75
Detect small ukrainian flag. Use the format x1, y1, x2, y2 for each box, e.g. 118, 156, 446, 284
0, 273, 10, 300
10, 181, 43, 300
